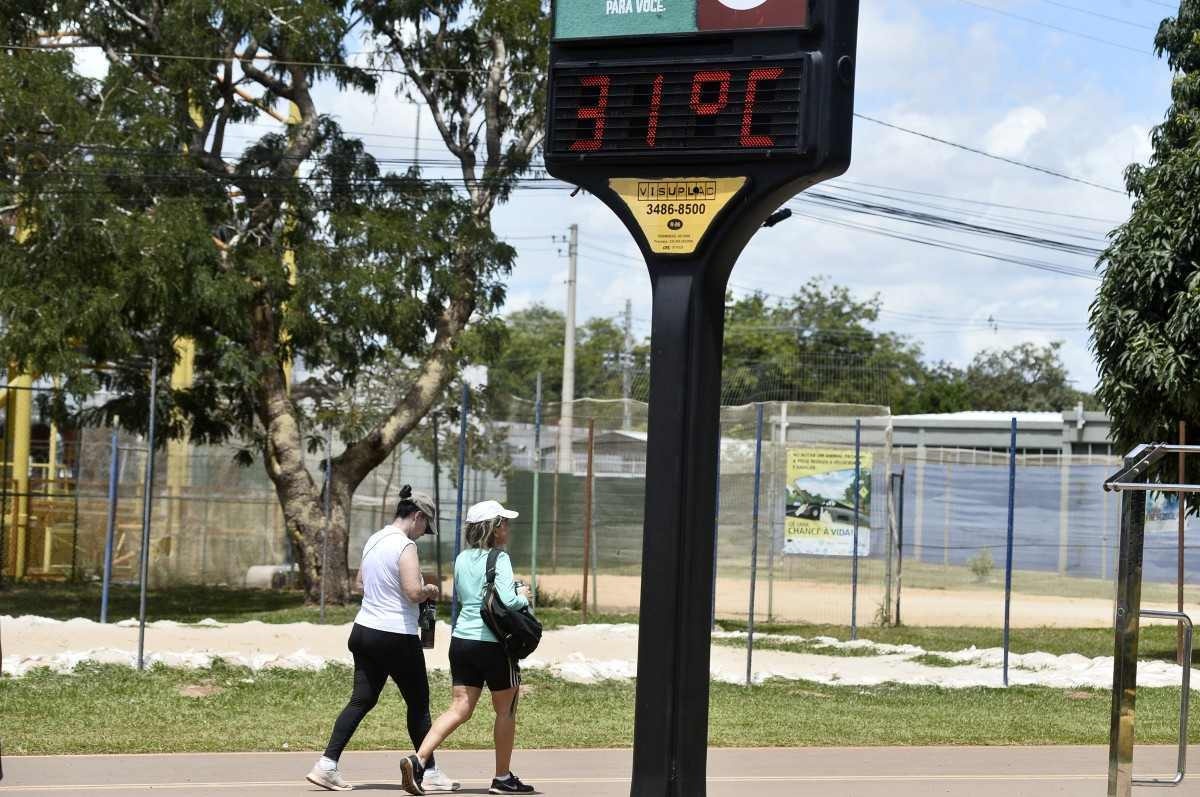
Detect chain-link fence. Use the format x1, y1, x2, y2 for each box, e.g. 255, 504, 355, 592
499, 399, 896, 626
6, 391, 1198, 630
0, 420, 504, 589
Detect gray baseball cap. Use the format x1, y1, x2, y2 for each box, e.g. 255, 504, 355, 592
397, 486, 437, 534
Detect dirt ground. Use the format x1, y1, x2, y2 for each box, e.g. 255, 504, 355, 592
531, 573, 1200, 628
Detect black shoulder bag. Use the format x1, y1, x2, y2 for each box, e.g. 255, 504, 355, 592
481, 549, 543, 660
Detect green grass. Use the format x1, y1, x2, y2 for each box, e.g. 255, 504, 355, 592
2, 662, 1196, 754
0, 582, 638, 629
714, 620, 1194, 663
909, 653, 964, 668
713, 636, 888, 657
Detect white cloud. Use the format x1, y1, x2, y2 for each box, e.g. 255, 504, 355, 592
984, 107, 1048, 157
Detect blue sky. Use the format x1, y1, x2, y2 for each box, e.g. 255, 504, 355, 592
74, 1, 1182, 396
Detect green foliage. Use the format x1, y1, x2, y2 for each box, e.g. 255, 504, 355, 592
479, 305, 568, 403
480, 278, 1091, 414
0, 1, 551, 598
914, 361, 972, 414
1091, 0, 1200, 451
967, 549, 995, 583
961, 342, 1093, 412
476, 304, 644, 412
721, 285, 1088, 412
0, 5, 509, 445
722, 278, 926, 408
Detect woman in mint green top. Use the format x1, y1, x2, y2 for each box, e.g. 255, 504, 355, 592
452, 541, 528, 643
401, 500, 536, 795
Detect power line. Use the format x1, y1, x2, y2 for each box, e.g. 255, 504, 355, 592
234, 120, 1135, 218
787, 207, 1100, 280
4, 41, 501, 77
830, 179, 1122, 225
953, 0, 1152, 55
1036, 0, 1157, 30
854, 113, 1127, 194
878, 308, 1084, 330
570, 187, 1105, 282
822, 184, 1111, 245
504, 257, 1087, 340
800, 190, 1105, 257
15, 43, 1128, 200
10, 161, 1109, 279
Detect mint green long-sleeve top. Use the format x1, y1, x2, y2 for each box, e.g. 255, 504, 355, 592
452, 547, 529, 642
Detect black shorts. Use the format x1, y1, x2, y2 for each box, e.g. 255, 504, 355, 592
449, 636, 519, 691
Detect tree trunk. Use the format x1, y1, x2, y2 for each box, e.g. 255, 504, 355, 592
274, 474, 355, 604
250, 298, 356, 603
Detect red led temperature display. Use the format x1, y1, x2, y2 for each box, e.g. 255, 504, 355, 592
548, 58, 805, 159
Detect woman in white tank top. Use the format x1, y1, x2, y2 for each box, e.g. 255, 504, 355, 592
305, 486, 460, 793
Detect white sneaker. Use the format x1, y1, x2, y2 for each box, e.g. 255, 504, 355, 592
421, 766, 461, 792
306, 764, 354, 791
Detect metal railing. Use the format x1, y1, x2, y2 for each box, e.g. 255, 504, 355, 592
1133, 610, 1192, 788
1104, 444, 1199, 796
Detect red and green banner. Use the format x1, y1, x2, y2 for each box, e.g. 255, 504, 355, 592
698, 0, 808, 31
554, 0, 808, 40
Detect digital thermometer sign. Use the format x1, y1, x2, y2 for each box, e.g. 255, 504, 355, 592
548, 58, 806, 158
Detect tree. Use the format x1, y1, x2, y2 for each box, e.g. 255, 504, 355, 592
477, 305, 566, 404
721, 279, 926, 409
480, 284, 1096, 416
0, 0, 548, 602
960, 342, 1090, 412
913, 361, 971, 414
478, 304, 642, 414
1090, 0, 1200, 452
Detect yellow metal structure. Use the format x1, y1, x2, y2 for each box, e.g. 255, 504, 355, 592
281, 101, 300, 390
40, 418, 59, 573
4, 372, 32, 578
166, 338, 195, 573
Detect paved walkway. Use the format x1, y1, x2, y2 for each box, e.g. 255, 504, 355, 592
1, 746, 1189, 796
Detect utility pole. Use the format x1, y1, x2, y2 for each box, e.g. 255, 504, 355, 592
413, 101, 421, 167
622, 298, 634, 431
557, 224, 578, 474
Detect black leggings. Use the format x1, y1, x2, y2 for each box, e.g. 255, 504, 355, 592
323, 623, 435, 767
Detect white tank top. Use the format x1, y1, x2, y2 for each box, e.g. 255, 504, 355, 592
354, 526, 420, 635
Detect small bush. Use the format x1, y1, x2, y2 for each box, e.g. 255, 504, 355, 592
536, 589, 582, 611
968, 549, 995, 583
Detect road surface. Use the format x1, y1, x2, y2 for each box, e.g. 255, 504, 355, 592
3, 745, 1187, 795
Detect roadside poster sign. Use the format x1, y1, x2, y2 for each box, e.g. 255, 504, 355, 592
785, 448, 872, 556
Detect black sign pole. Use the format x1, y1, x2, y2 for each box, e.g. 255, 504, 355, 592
625, 180, 810, 796
545, 4, 861, 795
634, 260, 726, 796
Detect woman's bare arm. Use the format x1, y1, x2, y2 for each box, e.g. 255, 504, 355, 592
398, 545, 437, 603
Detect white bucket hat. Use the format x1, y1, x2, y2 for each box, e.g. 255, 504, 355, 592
466, 499, 520, 524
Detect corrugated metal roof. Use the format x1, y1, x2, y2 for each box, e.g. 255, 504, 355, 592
894, 411, 1064, 425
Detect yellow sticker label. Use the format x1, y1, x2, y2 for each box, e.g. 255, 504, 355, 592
610, 177, 747, 255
